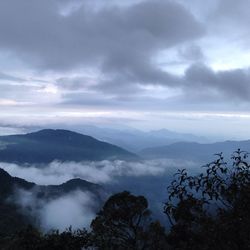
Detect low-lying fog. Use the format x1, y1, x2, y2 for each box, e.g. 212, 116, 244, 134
1, 159, 199, 185
11, 189, 96, 231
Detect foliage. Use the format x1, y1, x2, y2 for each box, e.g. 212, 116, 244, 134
165, 149, 250, 249
0, 226, 90, 250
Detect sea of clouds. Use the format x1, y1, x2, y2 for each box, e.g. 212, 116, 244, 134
1, 159, 199, 231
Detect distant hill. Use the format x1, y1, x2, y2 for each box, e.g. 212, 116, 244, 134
0, 129, 137, 164
140, 140, 250, 163
0, 167, 103, 235
69, 126, 208, 152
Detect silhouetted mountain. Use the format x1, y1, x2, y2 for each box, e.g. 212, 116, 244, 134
0, 129, 137, 164
0, 168, 104, 235
140, 140, 250, 163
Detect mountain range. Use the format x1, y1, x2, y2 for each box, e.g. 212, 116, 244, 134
59, 125, 208, 152
0, 128, 249, 165
14, 125, 208, 152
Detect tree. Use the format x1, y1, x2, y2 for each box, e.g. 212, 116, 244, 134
91, 191, 168, 250
3, 225, 43, 250
42, 227, 90, 250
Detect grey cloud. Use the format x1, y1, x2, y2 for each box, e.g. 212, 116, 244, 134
0, 0, 204, 85
0, 72, 26, 82
57, 62, 181, 96
61, 92, 119, 107
178, 44, 204, 62
56, 76, 98, 91
61, 90, 182, 110
101, 55, 181, 88
0, 84, 37, 100
215, 0, 250, 25
62, 63, 250, 106
184, 64, 250, 100
0, 0, 208, 109
185, 64, 216, 87
209, 0, 250, 46
0, 83, 53, 104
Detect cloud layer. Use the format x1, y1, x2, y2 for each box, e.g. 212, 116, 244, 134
0, 159, 178, 185
13, 189, 96, 231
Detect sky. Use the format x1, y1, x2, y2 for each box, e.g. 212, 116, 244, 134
0, 0, 250, 139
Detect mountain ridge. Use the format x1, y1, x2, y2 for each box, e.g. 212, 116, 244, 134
0, 129, 138, 164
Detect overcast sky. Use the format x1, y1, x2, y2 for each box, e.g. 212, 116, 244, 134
0, 0, 250, 138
